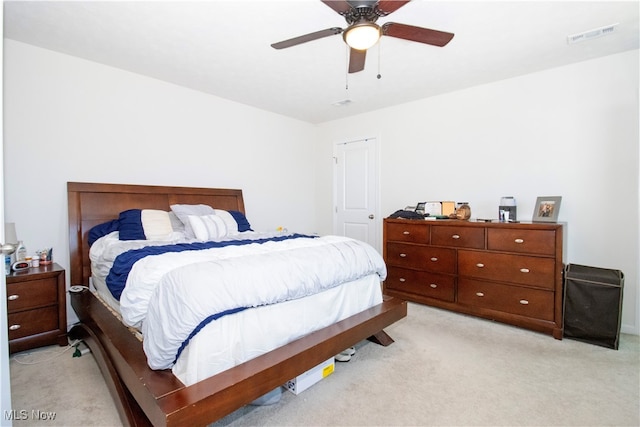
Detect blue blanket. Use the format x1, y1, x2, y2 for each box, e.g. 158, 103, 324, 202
106, 233, 316, 300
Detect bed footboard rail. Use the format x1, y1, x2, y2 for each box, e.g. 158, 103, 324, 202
70, 290, 407, 427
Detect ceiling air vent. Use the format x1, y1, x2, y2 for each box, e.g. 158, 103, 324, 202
332, 99, 353, 107
567, 23, 618, 45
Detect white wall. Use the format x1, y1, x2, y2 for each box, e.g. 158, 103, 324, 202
317, 50, 639, 335
3, 40, 320, 325
4, 39, 639, 335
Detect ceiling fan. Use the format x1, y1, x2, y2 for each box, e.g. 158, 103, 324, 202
270, 0, 454, 74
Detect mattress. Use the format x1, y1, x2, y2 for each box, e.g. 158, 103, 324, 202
89, 233, 384, 386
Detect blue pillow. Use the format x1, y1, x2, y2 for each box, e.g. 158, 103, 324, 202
88, 219, 120, 246
228, 210, 252, 232
118, 209, 146, 241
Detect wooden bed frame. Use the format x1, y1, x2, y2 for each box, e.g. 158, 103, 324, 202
67, 182, 407, 426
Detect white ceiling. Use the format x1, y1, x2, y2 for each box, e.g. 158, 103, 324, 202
4, 1, 639, 124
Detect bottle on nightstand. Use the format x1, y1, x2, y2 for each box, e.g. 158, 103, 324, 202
15, 240, 27, 261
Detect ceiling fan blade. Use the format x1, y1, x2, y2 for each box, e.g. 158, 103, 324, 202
376, 1, 411, 16
271, 27, 343, 49
382, 22, 454, 47
348, 48, 366, 73
321, 0, 353, 15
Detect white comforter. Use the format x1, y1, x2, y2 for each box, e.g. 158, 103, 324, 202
92, 233, 387, 370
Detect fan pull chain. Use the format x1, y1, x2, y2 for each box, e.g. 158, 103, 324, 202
345, 46, 350, 90
377, 39, 382, 79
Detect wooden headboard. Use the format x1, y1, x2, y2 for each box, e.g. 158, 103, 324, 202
67, 182, 245, 287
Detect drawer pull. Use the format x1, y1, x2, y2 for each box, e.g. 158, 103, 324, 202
520, 268, 530, 273
476, 292, 485, 297
7, 294, 19, 301
430, 257, 438, 262
429, 284, 438, 288
452, 234, 460, 239
476, 263, 485, 268
514, 238, 524, 244
399, 253, 407, 258
399, 278, 406, 282
9, 324, 21, 331
519, 299, 529, 305
403, 231, 410, 235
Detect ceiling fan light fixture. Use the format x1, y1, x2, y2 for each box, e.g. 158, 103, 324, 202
343, 22, 381, 50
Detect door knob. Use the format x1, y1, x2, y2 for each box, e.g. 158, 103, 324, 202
368, 214, 374, 219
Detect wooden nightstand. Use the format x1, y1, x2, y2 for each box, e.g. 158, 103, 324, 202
6, 262, 67, 353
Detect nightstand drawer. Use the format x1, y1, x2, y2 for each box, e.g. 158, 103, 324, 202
7, 278, 59, 312
6, 263, 67, 353
8, 306, 59, 340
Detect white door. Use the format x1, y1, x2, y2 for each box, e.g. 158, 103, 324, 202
334, 137, 380, 251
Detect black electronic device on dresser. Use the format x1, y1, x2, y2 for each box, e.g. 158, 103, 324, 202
6, 263, 67, 353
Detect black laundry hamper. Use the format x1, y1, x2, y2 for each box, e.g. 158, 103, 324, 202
563, 263, 624, 349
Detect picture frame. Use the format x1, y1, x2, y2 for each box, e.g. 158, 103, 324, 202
532, 196, 562, 222
424, 201, 443, 216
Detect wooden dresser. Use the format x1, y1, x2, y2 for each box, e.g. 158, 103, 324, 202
383, 218, 565, 338
6, 263, 67, 353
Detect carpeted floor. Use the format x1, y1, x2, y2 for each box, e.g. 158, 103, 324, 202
9, 303, 640, 426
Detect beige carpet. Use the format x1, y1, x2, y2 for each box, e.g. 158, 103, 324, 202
10, 303, 640, 426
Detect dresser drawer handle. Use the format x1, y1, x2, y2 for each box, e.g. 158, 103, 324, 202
429, 284, 438, 288
430, 257, 438, 262
452, 234, 460, 239
520, 268, 530, 273
402, 231, 410, 235
7, 294, 19, 301
519, 299, 529, 305
476, 292, 484, 297
399, 253, 407, 258
514, 238, 524, 244
9, 324, 21, 331
476, 263, 485, 268
399, 278, 406, 282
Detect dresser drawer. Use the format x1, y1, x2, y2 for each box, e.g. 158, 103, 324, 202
7, 306, 59, 340
7, 278, 59, 312
386, 243, 456, 274
458, 250, 555, 289
458, 278, 555, 321
431, 226, 485, 249
487, 228, 556, 256
386, 221, 429, 243
386, 267, 455, 302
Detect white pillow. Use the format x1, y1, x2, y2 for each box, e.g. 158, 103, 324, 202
214, 209, 239, 234
170, 204, 216, 238
168, 212, 185, 233
141, 210, 173, 241
188, 214, 228, 241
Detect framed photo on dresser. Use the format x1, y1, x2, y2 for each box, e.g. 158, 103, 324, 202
532, 196, 562, 222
